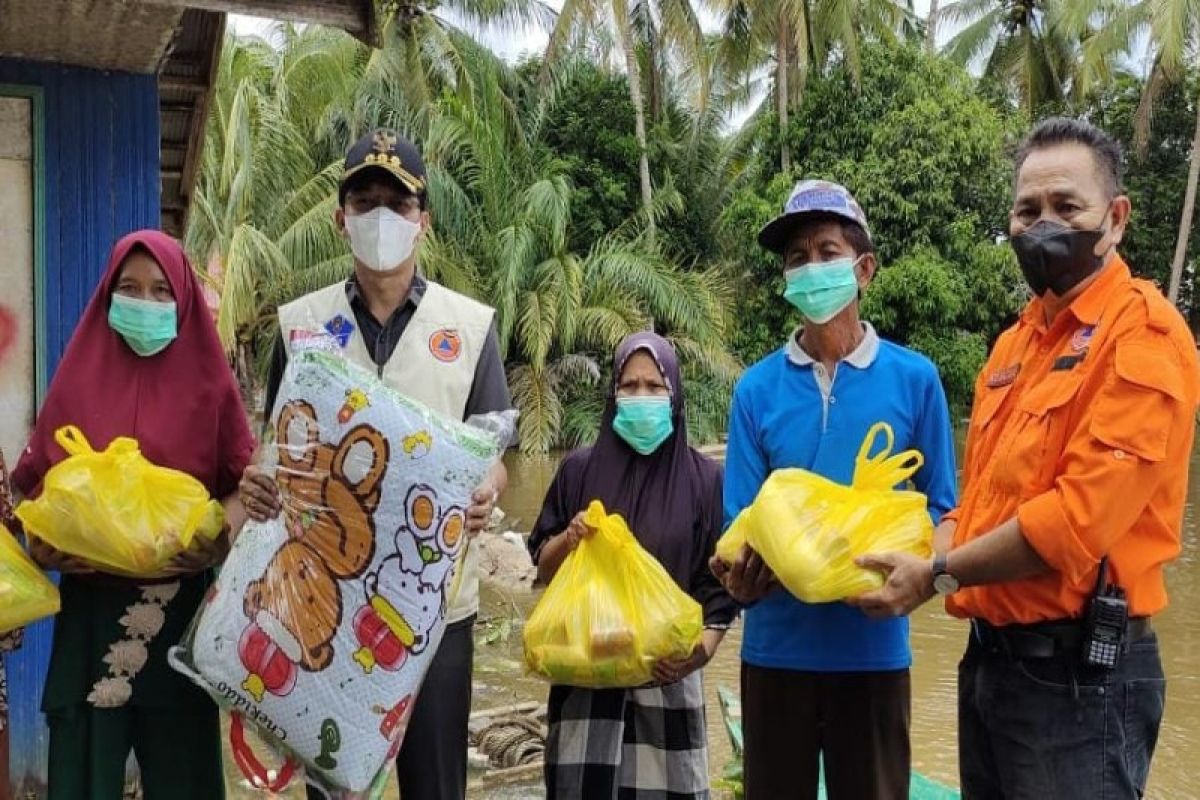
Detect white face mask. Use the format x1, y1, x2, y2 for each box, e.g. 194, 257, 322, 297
345, 206, 422, 273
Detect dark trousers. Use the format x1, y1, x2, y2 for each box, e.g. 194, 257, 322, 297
306, 614, 475, 800
46, 702, 224, 800
958, 628, 1165, 799
741, 663, 911, 800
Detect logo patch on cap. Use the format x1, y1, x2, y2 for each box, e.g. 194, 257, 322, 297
429, 329, 462, 363
788, 189, 851, 214
373, 131, 397, 155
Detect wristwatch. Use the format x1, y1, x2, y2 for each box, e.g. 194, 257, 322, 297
931, 553, 960, 595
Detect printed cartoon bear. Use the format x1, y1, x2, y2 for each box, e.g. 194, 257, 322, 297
240, 401, 390, 698
272, 400, 387, 577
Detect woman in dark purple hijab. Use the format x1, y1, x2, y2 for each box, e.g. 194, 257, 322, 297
528, 331, 736, 799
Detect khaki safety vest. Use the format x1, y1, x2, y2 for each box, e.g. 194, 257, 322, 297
278, 279, 495, 623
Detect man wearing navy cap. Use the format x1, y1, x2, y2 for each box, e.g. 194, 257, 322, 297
240, 128, 513, 800
711, 180, 958, 799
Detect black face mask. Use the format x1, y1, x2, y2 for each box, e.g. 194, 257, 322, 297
1011, 219, 1109, 297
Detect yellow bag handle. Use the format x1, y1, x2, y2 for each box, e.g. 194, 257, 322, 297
53, 426, 94, 457
581, 501, 635, 551
852, 422, 925, 491
53, 426, 142, 459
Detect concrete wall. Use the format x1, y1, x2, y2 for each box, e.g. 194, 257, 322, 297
0, 96, 35, 466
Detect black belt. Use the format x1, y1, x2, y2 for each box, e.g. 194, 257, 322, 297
971, 617, 1153, 660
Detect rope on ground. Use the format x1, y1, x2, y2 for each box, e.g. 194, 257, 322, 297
473, 713, 546, 769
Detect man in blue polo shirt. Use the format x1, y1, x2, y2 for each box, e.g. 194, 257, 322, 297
713, 180, 958, 800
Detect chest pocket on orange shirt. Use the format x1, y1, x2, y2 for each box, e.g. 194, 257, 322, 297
1090, 342, 1183, 463
992, 372, 1086, 497
967, 380, 1013, 477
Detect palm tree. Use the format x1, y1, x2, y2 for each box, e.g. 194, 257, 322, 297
425, 55, 739, 452
1063, 0, 1200, 305
940, 0, 1077, 113
183, 31, 343, 393
188, 24, 741, 452
927, 0, 940, 51
707, 0, 917, 174
544, 0, 709, 236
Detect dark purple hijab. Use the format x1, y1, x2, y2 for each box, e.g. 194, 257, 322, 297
528, 332, 736, 627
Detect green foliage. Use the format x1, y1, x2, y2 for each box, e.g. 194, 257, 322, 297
716, 174, 794, 365
517, 59, 642, 252
715, 754, 745, 800
786, 45, 1019, 261
861, 247, 1012, 407
517, 55, 745, 271
1083, 71, 1200, 299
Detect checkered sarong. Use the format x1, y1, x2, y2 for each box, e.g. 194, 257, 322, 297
544, 671, 710, 799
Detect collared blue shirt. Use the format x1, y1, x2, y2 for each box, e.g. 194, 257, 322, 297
724, 324, 958, 671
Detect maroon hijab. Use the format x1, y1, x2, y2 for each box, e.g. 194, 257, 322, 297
529, 332, 735, 625
13, 231, 254, 499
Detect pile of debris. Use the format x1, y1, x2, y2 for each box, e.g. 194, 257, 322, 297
474, 508, 537, 592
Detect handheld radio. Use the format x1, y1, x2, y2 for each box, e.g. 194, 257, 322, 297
1081, 557, 1127, 670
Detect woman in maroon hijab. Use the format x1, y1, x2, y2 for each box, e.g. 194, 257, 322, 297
528, 331, 737, 799
13, 231, 254, 800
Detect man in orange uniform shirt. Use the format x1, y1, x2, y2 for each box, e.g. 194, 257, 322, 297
850, 117, 1200, 798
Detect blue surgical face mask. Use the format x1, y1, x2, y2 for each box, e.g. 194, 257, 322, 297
612, 396, 673, 455
108, 294, 178, 357
783, 256, 861, 324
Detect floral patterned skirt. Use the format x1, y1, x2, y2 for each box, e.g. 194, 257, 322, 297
0, 627, 23, 730
43, 573, 213, 713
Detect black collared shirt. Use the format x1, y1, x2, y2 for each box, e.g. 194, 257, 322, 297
264, 276, 512, 429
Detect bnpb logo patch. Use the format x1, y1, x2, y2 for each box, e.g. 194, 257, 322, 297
429, 329, 462, 363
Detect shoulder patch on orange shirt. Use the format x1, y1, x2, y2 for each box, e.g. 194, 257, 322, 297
986, 364, 1020, 388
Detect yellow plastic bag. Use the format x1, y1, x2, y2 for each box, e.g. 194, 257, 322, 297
716, 422, 934, 603
15, 426, 224, 577
523, 500, 703, 687
0, 522, 60, 633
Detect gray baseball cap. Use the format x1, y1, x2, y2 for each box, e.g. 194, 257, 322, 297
757, 179, 872, 254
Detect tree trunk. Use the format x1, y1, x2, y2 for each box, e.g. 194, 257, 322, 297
778, 13, 791, 174
647, 33, 663, 122
926, 0, 940, 53
616, 3, 655, 237
1167, 88, 1200, 305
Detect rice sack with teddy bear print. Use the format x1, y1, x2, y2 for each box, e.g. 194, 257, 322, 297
170, 349, 508, 796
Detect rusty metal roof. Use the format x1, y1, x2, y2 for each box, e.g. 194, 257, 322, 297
0, 0, 377, 236
0, 0, 185, 73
